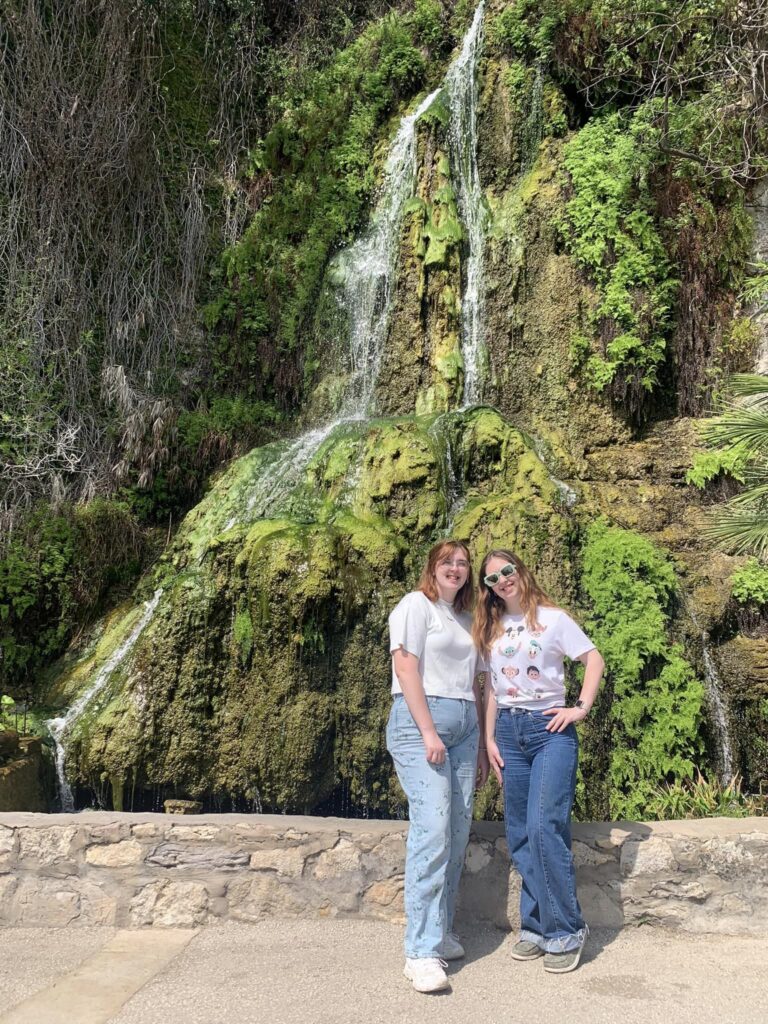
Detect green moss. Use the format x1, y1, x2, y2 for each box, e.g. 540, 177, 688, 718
233, 605, 254, 666
354, 420, 445, 536
559, 109, 677, 413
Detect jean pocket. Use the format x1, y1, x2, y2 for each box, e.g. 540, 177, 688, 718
385, 701, 399, 749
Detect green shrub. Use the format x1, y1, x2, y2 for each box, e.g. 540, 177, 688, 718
580, 520, 704, 819
0, 501, 147, 695
731, 558, 768, 606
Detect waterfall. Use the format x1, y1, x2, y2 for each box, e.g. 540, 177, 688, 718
683, 603, 735, 785
446, 1, 488, 407
699, 632, 735, 785
221, 88, 442, 531
45, 588, 162, 812
336, 88, 442, 419
226, 4, 489, 528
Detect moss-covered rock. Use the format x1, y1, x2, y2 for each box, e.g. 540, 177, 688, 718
45, 407, 581, 813
376, 115, 466, 416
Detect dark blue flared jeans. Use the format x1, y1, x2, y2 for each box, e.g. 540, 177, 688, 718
496, 707, 586, 953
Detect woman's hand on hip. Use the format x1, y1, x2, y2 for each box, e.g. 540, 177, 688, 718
487, 738, 504, 785
542, 706, 587, 732
422, 728, 447, 764
476, 747, 490, 788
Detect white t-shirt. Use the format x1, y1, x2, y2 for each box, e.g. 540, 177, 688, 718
483, 606, 594, 710
389, 591, 478, 700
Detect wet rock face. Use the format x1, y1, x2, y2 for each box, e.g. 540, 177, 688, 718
376, 119, 465, 416
481, 141, 631, 468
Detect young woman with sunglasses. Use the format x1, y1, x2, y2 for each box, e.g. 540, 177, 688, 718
474, 550, 604, 974
386, 539, 489, 994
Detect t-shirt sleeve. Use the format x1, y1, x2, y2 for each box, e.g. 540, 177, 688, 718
556, 612, 595, 660
389, 593, 430, 659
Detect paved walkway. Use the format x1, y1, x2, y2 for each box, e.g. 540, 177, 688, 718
1, 921, 765, 1024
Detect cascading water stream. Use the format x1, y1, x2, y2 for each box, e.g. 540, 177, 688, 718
445, 1, 488, 407
698, 633, 735, 786
336, 88, 442, 419
225, 87, 442, 529
228, 4, 489, 527
684, 604, 735, 785
45, 588, 163, 811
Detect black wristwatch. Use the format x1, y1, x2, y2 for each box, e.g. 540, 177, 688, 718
574, 699, 588, 712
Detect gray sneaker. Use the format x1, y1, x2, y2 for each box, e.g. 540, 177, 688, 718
440, 932, 465, 960
510, 940, 544, 961
543, 945, 584, 974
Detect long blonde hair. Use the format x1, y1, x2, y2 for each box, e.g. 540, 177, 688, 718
472, 549, 555, 657
417, 539, 474, 613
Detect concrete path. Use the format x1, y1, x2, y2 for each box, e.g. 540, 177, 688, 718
2, 921, 765, 1024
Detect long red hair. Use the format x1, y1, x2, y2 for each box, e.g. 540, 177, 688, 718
417, 540, 474, 613
472, 549, 556, 657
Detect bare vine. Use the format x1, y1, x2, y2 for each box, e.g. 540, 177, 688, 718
561, 0, 768, 186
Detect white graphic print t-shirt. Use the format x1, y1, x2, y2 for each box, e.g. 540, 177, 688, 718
485, 606, 594, 710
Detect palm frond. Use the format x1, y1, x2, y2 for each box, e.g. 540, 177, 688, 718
703, 509, 768, 557
701, 407, 768, 457
728, 483, 768, 506
721, 374, 768, 406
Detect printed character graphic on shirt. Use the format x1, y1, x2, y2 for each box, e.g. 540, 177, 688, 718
501, 638, 522, 657
502, 664, 520, 696
527, 639, 543, 659
528, 623, 548, 638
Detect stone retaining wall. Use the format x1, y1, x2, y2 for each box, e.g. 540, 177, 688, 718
1, 812, 767, 933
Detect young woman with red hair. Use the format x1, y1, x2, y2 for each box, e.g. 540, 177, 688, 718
474, 549, 604, 974
386, 539, 489, 994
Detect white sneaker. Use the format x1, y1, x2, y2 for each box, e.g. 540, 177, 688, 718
403, 957, 450, 993
440, 932, 465, 960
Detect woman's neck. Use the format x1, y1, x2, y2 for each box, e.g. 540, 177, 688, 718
436, 588, 455, 605
503, 597, 524, 616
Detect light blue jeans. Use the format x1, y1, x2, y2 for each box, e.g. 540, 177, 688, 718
386, 694, 479, 958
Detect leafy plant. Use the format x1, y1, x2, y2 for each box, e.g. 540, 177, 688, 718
686, 447, 748, 489
731, 558, 768, 606
579, 520, 704, 819
645, 770, 766, 820
559, 108, 677, 417
0, 500, 147, 695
